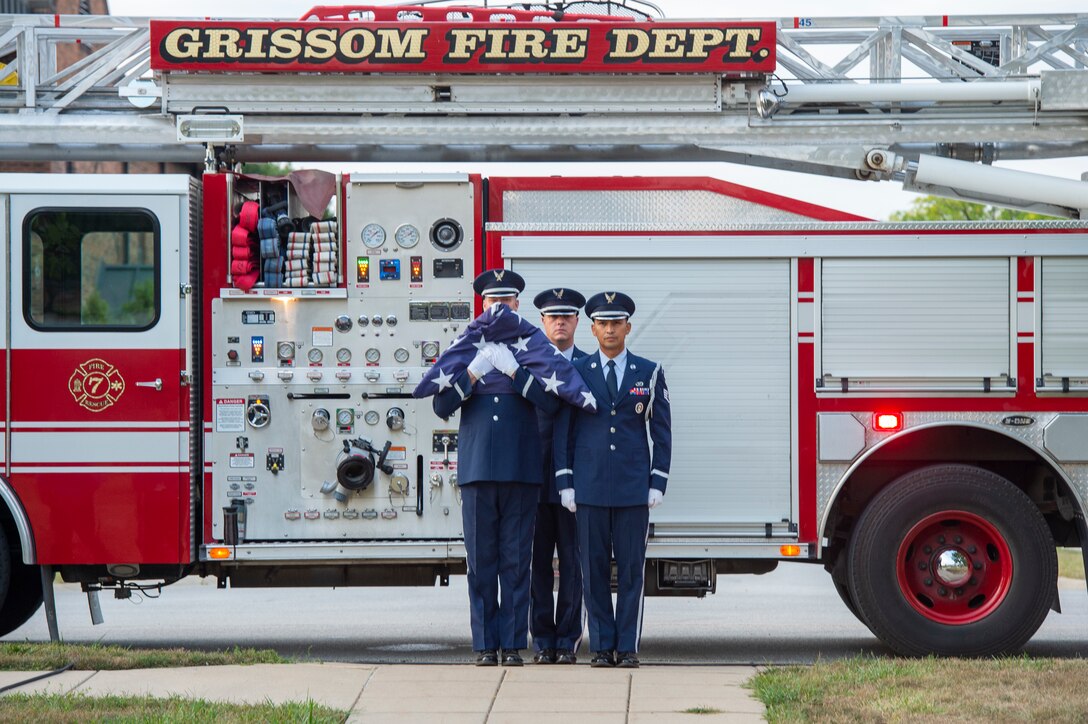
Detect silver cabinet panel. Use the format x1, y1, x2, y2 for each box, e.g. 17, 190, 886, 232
1041, 258, 1088, 378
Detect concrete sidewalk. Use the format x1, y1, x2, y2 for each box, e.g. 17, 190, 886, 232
0, 663, 765, 722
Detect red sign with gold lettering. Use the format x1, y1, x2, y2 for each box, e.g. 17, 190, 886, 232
150, 20, 775, 74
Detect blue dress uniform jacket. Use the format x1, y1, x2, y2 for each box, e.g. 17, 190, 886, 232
434, 363, 560, 653
434, 366, 560, 485
554, 352, 672, 505
536, 345, 588, 504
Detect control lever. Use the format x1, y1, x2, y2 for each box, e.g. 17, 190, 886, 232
441, 435, 451, 468
376, 439, 394, 475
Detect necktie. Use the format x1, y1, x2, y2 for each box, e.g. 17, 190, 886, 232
606, 359, 618, 403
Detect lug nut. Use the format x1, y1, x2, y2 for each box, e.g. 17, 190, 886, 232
969, 577, 977, 586
937, 535, 946, 545
923, 545, 932, 554
924, 577, 933, 586
938, 588, 948, 597
974, 562, 983, 570
968, 545, 977, 554
954, 535, 963, 544
955, 587, 964, 595
918, 561, 928, 570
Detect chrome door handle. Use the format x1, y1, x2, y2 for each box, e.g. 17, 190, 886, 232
136, 378, 163, 391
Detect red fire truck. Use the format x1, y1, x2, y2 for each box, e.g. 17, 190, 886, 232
1, 5, 1087, 657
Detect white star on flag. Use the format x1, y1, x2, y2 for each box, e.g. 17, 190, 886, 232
431, 368, 454, 392
581, 391, 597, 410
510, 336, 531, 353
551, 344, 564, 356
542, 371, 564, 394
472, 333, 491, 351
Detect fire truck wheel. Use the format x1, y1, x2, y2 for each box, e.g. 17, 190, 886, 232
0, 559, 43, 637
846, 464, 1056, 657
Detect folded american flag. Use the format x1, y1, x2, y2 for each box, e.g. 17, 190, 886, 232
413, 303, 597, 411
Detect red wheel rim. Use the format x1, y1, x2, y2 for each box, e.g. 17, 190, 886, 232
895, 510, 1013, 625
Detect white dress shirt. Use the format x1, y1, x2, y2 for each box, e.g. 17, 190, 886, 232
599, 348, 628, 393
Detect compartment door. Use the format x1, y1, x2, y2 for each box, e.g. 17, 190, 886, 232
9, 192, 190, 564
511, 247, 793, 536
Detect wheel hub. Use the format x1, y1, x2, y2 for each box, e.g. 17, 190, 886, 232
895, 510, 1013, 625
933, 549, 971, 586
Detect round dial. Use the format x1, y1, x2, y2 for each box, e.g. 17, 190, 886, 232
361, 223, 386, 249
337, 409, 355, 427
421, 341, 440, 359
364, 410, 380, 425
336, 347, 352, 363
394, 347, 410, 363
430, 218, 463, 251
276, 341, 295, 360
365, 347, 381, 363
394, 223, 420, 248
307, 348, 323, 364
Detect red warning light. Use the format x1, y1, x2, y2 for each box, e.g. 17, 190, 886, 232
873, 412, 903, 432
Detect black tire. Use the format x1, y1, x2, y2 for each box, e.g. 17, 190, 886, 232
0, 558, 43, 636
846, 464, 1056, 657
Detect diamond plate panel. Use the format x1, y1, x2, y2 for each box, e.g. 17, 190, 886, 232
817, 411, 1088, 537
501, 190, 810, 227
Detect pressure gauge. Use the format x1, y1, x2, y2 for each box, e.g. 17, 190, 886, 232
364, 410, 380, 425
361, 223, 386, 249
421, 341, 440, 359
336, 409, 355, 427
394, 347, 410, 364
394, 223, 420, 248
334, 314, 353, 332
336, 347, 352, 364
276, 341, 295, 361
307, 348, 323, 364
365, 347, 381, 363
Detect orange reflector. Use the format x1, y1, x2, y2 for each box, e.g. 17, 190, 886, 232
780, 545, 802, 557
873, 412, 903, 431
208, 547, 232, 560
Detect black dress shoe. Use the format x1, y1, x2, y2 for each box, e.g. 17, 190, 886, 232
590, 651, 615, 668
475, 649, 498, 666
533, 648, 557, 664
501, 649, 524, 666
555, 650, 577, 665
616, 652, 640, 668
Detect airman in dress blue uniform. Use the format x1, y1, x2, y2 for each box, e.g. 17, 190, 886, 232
553, 291, 672, 669
530, 287, 588, 665
433, 269, 561, 667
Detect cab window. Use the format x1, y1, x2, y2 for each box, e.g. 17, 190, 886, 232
24, 208, 160, 331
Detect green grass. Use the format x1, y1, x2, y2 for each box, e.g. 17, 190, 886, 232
0, 643, 288, 671
0, 693, 344, 723
750, 655, 1088, 723
1058, 547, 1085, 580
682, 706, 723, 714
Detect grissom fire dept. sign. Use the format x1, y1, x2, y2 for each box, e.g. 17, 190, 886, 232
149, 20, 776, 75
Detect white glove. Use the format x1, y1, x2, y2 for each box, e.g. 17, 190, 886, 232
560, 488, 577, 513
487, 344, 519, 377
648, 489, 664, 509
467, 351, 494, 380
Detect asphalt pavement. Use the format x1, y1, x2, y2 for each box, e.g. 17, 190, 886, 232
5, 562, 1088, 663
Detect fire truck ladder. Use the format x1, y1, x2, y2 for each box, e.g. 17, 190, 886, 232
0, 7, 1086, 214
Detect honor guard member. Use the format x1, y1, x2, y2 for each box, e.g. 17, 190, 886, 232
433, 269, 561, 667
530, 288, 588, 665
553, 291, 672, 669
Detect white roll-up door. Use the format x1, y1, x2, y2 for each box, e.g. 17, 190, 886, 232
1040, 258, 1088, 379
511, 255, 792, 531
821, 258, 1011, 383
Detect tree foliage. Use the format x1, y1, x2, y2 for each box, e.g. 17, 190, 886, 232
242, 162, 293, 176
890, 195, 1056, 221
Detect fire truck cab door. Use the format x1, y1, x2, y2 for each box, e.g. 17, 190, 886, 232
7, 176, 193, 565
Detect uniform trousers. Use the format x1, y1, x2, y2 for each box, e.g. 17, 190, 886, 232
577, 503, 649, 654
461, 481, 538, 651
530, 501, 584, 652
